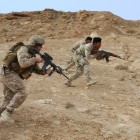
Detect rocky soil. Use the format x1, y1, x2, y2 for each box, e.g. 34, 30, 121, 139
0, 9, 140, 140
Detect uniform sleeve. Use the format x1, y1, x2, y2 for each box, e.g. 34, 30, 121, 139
85, 44, 93, 60
71, 41, 81, 52
17, 46, 36, 68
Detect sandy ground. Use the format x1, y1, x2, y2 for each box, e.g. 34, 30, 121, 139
0, 35, 139, 140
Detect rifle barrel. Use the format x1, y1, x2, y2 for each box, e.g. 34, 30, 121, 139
61, 72, 69, 80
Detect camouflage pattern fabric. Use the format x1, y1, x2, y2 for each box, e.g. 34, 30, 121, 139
66, 43, 96, 84
0, 44, 43, 114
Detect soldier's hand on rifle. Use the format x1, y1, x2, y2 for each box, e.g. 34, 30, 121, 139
45, 67, 54, 76
33, 56, 43, 63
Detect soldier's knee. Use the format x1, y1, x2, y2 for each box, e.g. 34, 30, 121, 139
11, 93, 28, 108
14, 85, 26, 94
84, 69, 90, 75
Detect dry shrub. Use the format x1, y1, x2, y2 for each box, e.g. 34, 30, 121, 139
126, 29, 136, 34
114, 64, 128, 70
119, 76, 125, 81
5, 16, 17, 20
11, 12, 30, 17
65, 102, 75, 109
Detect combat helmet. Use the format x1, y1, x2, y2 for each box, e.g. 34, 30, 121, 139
29, 35, 45, 46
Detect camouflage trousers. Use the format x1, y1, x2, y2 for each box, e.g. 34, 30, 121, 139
0, 71, 27, 114
68, 54, 92, 83
65, 56, 75, 70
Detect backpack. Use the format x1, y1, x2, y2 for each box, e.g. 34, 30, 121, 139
3, 42, 25, 66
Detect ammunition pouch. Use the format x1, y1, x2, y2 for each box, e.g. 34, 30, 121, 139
4, 61, 33, 79
3, 66, 13, 74
20, 71, 32, 79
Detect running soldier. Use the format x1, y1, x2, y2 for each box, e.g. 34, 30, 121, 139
0, 35, 53, 123
64, 37, 92, 71
64, 37, 102, 87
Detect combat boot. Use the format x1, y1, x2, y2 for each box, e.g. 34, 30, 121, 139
0, 109, 14, 124
86, 80, 97, 86
64, 80, 75, 87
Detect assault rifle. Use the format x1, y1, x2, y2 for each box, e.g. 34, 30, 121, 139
92, 50, 124, 62
29, 49, 69, 79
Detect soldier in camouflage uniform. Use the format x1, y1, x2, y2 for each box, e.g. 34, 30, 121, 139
0, 35, 52, 123
64, 37, 102, 87
64, 37, 92, 71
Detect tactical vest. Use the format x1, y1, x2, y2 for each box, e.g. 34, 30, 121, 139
3, 42, 25, 67
3, 42, 36, 79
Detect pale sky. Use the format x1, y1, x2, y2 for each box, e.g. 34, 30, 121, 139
0, 0, 139, 20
